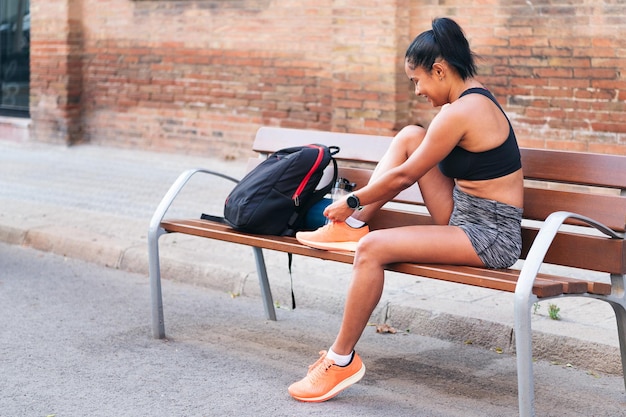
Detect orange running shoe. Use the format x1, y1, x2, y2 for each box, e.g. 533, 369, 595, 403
288, 350, 366, 402
296, 222, 369, 252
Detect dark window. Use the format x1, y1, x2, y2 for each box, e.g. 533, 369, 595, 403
0, 0, 29, 117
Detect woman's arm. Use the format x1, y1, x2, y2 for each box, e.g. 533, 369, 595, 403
324, 105, 468, 222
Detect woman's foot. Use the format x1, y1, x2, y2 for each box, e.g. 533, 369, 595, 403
296, 222, 369, 252
288, 350, 366, 402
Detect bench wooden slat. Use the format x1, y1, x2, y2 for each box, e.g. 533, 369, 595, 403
521, 148, 626, 189
367, 209, 434, 229
430, 265, 609, 295
586, 280, 613, 295
387, 263, 564, 297
539, 274, 612, 296
521, 228, 626, 274
524, 188, 626, 232
446, 266, 591, 294
162, 219, 356, 263
254, 126, 392, 163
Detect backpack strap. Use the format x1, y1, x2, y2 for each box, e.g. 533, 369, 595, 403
288, 252, 296, 310
284, 156, 338, 236
200, 213, 227, 223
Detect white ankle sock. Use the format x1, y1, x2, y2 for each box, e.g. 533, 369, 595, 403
326, 348, 353, 367
345, 216, 365, 228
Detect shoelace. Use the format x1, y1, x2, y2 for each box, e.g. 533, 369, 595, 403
318, 222, 342, 238
306, 351, 334, 382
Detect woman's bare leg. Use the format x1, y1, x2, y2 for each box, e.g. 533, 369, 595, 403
352, 125, 426, 222
330, 224, 483, 356
352, 124, 455, 226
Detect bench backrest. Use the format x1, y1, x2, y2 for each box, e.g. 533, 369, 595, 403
253, 127, 626, 275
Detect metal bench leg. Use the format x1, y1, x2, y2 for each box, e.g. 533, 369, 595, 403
608, 273, 626, 390
515, 292, 536, 417
611, 302, 626, 390
147, 168, 240, 339
252, 246, 277, 321
148, 226, 167, 339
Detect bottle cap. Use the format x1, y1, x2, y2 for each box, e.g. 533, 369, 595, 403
334, 177, 357, 190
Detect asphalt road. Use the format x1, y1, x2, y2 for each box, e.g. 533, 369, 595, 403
1, 242, 624, 417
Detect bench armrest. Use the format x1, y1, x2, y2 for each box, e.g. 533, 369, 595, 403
148, 168, 239, 238
515, 210, 624, 301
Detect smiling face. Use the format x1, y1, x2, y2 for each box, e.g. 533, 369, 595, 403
405, 59, 446, 107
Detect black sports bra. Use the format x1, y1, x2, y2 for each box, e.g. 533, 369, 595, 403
438, 88, 521, 181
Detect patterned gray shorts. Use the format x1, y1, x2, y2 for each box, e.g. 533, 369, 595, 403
449, 186, 523, 269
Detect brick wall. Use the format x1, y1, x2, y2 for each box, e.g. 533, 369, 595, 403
408, 1, 626, 154
74, 0, 409, 158
29, 0, 626, 156
30, 0, 84, 145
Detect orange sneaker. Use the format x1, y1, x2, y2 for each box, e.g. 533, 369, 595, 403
288, 350, 366, 402
296, 222, 369, 252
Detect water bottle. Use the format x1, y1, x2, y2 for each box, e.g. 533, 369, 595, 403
305, 177, 357, 228
325, 178, 356, 224
331, 177, 355, 202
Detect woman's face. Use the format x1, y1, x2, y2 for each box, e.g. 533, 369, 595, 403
405, 60, 445, 107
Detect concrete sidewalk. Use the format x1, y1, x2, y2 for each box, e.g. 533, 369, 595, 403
0, 139, 622, 376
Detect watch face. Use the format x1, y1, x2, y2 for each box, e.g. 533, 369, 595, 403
347, 195, 358, 208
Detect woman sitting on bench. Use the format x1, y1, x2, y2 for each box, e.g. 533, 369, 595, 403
289, 17, 524, 403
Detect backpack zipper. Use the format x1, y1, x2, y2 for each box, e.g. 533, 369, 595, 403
292, 145, 324, 206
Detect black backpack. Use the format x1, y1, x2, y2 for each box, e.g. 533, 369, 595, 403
222, 144, 339, 236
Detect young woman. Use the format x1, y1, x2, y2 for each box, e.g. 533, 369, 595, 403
289, 17, 524, 402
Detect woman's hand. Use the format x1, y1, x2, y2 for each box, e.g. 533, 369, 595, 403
323, 197, 355, 223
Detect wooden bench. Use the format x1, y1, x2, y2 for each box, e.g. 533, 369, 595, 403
148, 126, 626, 417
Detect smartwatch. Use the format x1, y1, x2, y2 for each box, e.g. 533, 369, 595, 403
346, 193, 361, 209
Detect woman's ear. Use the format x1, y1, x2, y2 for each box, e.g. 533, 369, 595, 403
432, 61, 445, 80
